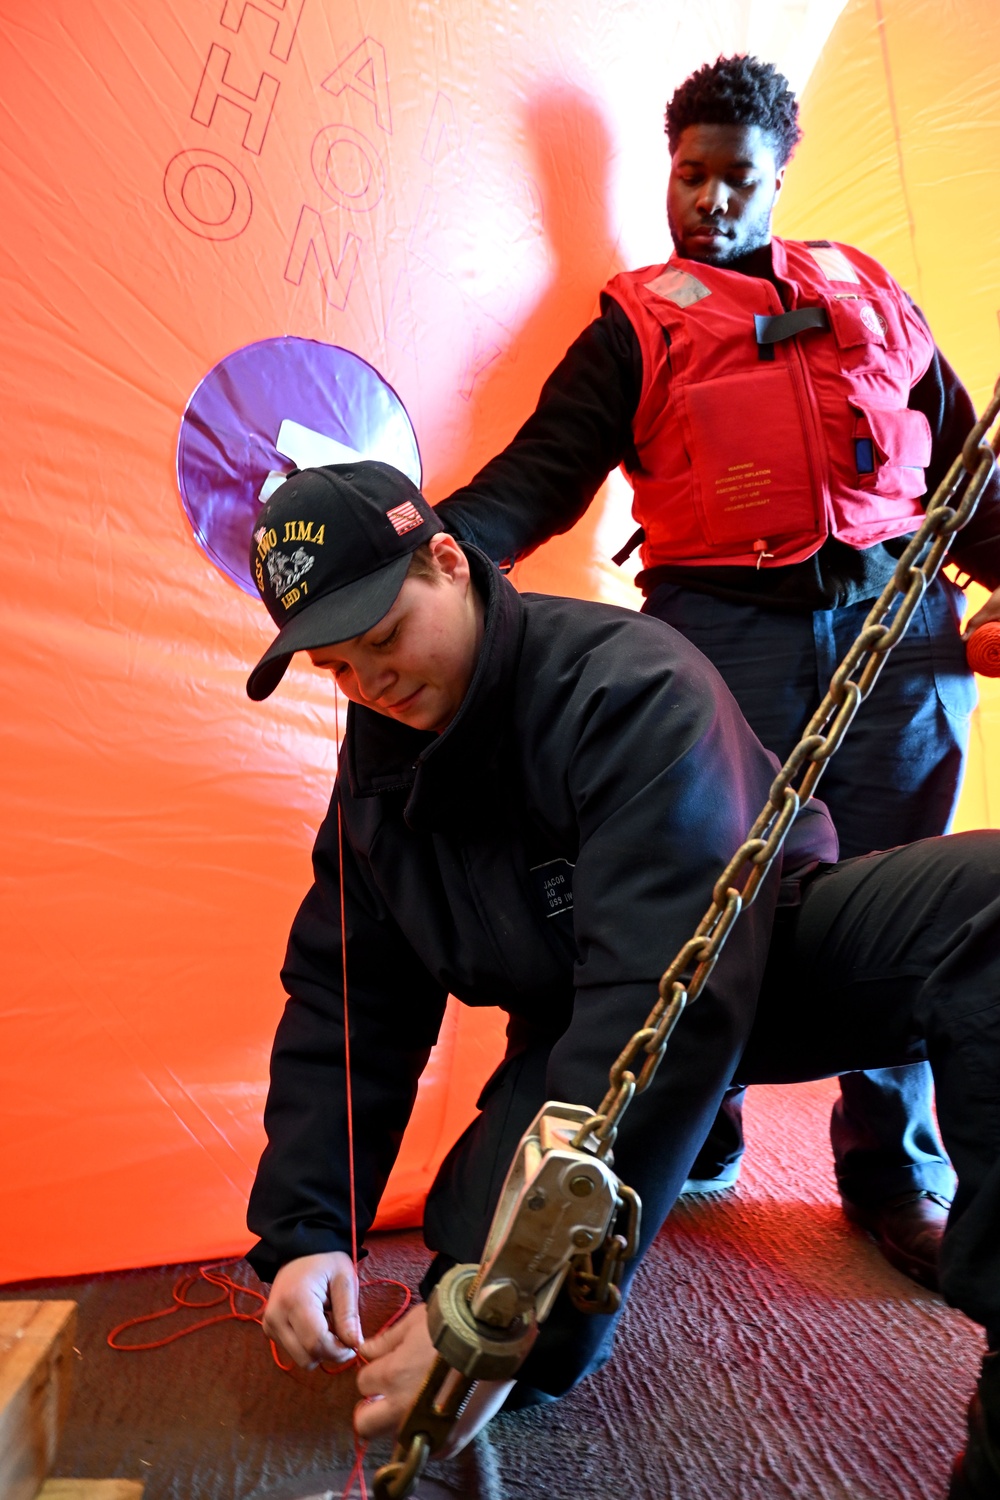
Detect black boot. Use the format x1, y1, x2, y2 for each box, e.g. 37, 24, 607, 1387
842, 1189, 950, 1292
950, 1353, 1000, 1498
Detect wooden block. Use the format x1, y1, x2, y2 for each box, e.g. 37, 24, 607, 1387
37, 1484, 144, 1500
0, 1301, 77, 1500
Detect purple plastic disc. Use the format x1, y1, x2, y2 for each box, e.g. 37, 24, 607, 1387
176, 337, 421, 594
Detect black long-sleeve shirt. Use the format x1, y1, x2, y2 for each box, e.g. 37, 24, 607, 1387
438, 261, 1000, 611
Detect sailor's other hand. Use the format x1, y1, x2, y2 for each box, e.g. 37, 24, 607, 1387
964, 583, 1000, 634
262, 1251, 361, 1368
355, 1304, 515, 1457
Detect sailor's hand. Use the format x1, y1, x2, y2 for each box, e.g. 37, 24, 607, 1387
964, 584, 1000, 635
262, 1251, 361, 1368
355, 1304, 515, 1457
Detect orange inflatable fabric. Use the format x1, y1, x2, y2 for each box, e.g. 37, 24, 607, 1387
1, 0, 999, 1281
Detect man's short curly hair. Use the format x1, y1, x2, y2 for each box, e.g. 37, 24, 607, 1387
665, 55, 801, 167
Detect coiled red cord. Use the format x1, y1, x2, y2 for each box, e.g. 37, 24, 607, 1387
106, 1259, 411, 1372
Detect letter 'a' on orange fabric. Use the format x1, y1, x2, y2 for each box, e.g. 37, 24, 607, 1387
1, 0, 998, 1281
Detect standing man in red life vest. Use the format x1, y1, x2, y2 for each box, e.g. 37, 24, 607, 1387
435, 54, 1000, 1291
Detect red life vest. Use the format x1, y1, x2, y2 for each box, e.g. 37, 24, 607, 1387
604, 237, 936, 569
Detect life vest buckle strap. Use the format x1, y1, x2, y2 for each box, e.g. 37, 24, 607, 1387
754, 307, 830, 345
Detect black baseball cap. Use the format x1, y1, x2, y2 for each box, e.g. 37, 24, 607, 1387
246, 461, 439, 701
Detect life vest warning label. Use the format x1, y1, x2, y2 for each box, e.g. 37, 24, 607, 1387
714, 460, 774, 515
684, 366, 819, 548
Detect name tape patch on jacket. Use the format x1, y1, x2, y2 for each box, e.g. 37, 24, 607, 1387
530, 858, 575, 918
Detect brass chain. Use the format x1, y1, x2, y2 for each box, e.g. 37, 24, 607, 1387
566, 1183, 641, 1313
374, 1355, 475, 1500
375, 383, 1000, 1497
572, 379, 1000, 1163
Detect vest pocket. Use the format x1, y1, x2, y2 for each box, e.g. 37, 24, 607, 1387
925, 579, 978, 722
683, 368, 820, 549
827, 290, 904, 349
850, 403, 931, 498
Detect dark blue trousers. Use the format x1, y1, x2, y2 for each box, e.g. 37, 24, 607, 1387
423, 833, 1000, 1393
642, 575, 977, 1205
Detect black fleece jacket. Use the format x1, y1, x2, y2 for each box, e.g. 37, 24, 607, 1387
246, 551, 837, 1285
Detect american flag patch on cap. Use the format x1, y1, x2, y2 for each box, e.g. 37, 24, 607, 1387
386, 500, 424, 536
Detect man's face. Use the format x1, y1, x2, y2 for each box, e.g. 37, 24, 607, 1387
666, 123, 785, 265
308, 534, 484, 735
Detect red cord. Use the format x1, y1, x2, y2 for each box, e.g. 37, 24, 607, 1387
109, 686, 410, 1498
107, 1261, 266, 1353
334, 683, 370, 1498
106, 1260, 412, 1373
335, 685, 360, 1274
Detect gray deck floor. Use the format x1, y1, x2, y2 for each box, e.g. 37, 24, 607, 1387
3, 1079, 980, 1499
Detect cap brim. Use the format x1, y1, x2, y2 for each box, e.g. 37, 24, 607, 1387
246, 552, 412, 701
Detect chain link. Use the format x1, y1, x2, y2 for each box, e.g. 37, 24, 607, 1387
376, 382, 999, 1500
373, 1354, 477, 1500
567, 1184, 642, 1314
573, 378, 1000, 1161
